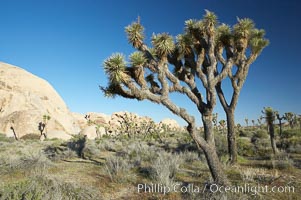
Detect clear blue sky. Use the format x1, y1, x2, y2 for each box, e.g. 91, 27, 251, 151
0, 0, 300, 126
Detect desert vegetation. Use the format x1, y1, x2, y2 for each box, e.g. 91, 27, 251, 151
0, 117, 300, 199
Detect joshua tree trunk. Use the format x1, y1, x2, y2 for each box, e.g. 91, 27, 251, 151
201, 114, 228, 185
216, 84, 240, 164
268, 123, 278, 154
226, 109, 237, 164
187, 114, 229, 186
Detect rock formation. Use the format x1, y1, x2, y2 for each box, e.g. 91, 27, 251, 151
0, 62, 80, 139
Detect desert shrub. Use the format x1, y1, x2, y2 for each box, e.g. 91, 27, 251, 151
20, 133, 41, 140
104, 155, 134, 183
238, 167, 268, 182
67, 135, 87, 157
287, 144, 301, 154
120, 140, 159, 164
253, 139, 273, 157
149, 151, 182, 188
81, 140, 101, 159
253, 129, 269, 139
214, 134, 228, 156
272, 154, 294, 170
237, 138, 255, 157
282, 129, 301, 139
0, 148, 52, 175
0, 133, 14, 143
180, 150, 200, 163
0, 175, 102, 200
96, 138, 121, 152
44, 142, 77, 161
239, 130, 253, 138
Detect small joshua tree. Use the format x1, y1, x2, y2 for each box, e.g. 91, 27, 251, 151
219, 120, 226, 134
245, 118, 249, 128
251, 120, 255, 127
39, 114, 51, 139
284, 112, 295, 129
212, 113, 218, 130
263, 107, 278, 154
275, 111, 285, 138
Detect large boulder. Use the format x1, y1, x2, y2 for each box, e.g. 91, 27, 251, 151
0, 62, 80, 139
160, 118, 181, 130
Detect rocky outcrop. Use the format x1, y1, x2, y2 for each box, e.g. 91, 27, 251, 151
0, 62, 80, 139
160, 118, 181, 130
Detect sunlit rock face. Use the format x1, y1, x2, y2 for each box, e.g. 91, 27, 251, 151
0, 62, 80, 139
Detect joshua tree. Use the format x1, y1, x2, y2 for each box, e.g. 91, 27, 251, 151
219, 120, 226, 134
263, 107, 278, 154
251, 119, 255, 127
102, 11, 232, 185
245, 118, 249, 128
212, 113, 218, 130
275, 111, 285, 138
39, 115, 51, 139
257, 117, 263, 127
101, 10, 267, 184
215, 18, 268, 164
115, 112, 139, 138
284, 112, 295, 129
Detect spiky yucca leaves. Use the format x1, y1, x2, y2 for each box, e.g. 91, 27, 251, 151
185, 19, 205, 41
125, 21, 145, 49
233, 18, 254, 38
176, 34, 194, 56
104, 53, 127, 84
249, 29, 269, 54
151, 33, 175, 58
264, 107, 275, 126
100, 82, 135, 99
216, 24, 232, 45
129, 51, 147, 67
129, 52, 148, 87
233, 18, 255, 52
203, 10, 218, 36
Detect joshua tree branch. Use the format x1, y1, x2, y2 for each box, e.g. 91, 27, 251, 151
213, 58, 234, 84
216, 83, 229, 109
195, 49, 208, 88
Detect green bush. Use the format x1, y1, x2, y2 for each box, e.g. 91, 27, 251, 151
214, 134, 228, 156
253, 130, 269, 139
237, 138, 255, 157
254, 139, 273, 157
282, 129, 301, 138
44, 142, 76, 161
20, 133, 41, 140
239, 130, 253, 138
